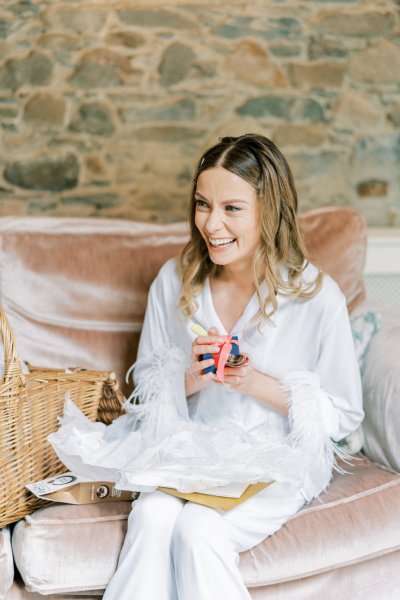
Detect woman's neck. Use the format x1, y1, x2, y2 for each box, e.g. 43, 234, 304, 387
217, 261, 254, 289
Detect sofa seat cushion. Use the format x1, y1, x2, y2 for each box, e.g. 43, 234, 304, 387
6, 578, 102, 600
240, 455, 400, 587
11, 456, 400, 595
12, 502, 131, 595
0, 527, 13, 600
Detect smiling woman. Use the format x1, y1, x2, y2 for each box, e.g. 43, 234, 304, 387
180, 134, 323, 329
194, 168, 259, 264
48, 133, 364, 600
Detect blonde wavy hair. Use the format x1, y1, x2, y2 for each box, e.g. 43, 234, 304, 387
179, 133, 323, 325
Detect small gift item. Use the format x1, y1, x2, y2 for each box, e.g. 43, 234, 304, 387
191, 326, 248, 383
202, 335, 240, 379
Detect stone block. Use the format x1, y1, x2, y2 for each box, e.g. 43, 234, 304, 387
334, 91, 384, 132
23, 92, 66, 127
354, 134, 400, 168
269, 42, 302, 58
357, 180, 388, 197
310, 8, 396, 37
105, 31, 146, 49
69, 102, 114, 136
69, 48, 138, 88
288, 61, 345, 88
6, 1, 38, 18
85, 155, 106, 175
132, 125, 205, 143
213, 18, 254, 40
159, 42, 196, 86
0, 51, 53, 91
117, 8, 198, 29
237, 96, 293, 119
293, 98, 326, 122
226, 40, 287, 87
62, 193, 120, 208
4, 154, 79, 191
119, 98, 195, 123
42, 6, 109, 34
273, 124, 326, 147
308, 37, 348, 60
0, 106, 18, 118
38, 33, 82, 52
349, 41, 400, 83
263, 17, 302, 40
289, 150, 344, 180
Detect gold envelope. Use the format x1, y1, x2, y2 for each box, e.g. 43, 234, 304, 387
158, 481, 274, 511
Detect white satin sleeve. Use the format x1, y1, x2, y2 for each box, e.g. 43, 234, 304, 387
313, 300, 364, 441
283, 299, 364, 445
136, 279, 170, 362
131, 263, 190, 419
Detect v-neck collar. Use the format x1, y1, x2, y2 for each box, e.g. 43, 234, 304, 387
203, 277, 261, 336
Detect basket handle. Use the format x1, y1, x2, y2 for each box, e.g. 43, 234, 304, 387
0, 308, 24, 382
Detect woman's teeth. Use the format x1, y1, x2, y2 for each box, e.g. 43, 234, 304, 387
209, 238, 236, 247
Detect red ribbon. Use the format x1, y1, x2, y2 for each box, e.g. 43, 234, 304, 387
216, 337, 239, 383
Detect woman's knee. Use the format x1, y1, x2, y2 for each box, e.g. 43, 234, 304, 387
172, 503, 226, 553
129, 490, 183, 533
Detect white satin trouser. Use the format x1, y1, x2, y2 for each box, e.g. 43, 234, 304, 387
103, 481, 305, 600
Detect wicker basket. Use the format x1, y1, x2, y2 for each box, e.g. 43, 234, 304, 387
0, 308, 126, 528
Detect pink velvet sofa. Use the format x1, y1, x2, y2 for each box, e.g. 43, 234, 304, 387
1, 207, 400, 600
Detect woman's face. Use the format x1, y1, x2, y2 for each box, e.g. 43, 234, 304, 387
194, 166, 261, 270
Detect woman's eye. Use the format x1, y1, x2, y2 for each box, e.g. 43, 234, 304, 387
194, 199, 208, 209
225, 205, 240, 212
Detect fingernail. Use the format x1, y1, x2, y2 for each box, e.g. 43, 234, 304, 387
211, 346, 220, 353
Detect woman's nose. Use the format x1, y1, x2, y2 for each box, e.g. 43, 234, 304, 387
205, 208, 224, 233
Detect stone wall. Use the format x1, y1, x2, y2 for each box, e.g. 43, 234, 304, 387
0, 0, 399, 225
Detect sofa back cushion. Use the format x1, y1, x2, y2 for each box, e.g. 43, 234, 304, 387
0, 208, 366, 393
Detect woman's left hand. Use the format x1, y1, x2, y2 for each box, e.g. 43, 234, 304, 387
215, 359, 289, 416
214, 356, 257, 395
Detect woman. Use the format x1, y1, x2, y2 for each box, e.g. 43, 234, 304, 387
50, 134, 363, 600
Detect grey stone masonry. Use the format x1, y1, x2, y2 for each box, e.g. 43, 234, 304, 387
0, 0, 399, 226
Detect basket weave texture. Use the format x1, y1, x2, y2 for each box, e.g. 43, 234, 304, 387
0, 308, 125, 528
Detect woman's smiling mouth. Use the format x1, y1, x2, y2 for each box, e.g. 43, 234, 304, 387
208, 237, 236, 248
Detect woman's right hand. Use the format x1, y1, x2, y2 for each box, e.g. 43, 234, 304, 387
185, 328, 222, 397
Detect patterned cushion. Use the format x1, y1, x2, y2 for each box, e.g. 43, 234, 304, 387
336, 311, 381, 454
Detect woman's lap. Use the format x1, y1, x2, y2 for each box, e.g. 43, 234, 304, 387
136, 479, 304, 553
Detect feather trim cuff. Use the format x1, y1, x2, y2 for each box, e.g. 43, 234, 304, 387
282, 370, 349, 501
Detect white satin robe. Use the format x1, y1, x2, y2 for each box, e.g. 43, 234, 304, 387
101, 257, 364, 600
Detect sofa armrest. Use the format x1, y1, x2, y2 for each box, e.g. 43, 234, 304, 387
361, 305, 400, 472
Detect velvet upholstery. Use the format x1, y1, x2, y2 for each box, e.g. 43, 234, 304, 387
0, 208, 366, 396
6, 579, 101, 600
0, 527, 13, 600
241, 456, 400, 587
11, 456, 400, 596
12, 503, 130, 595
248, 550, 400, 600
